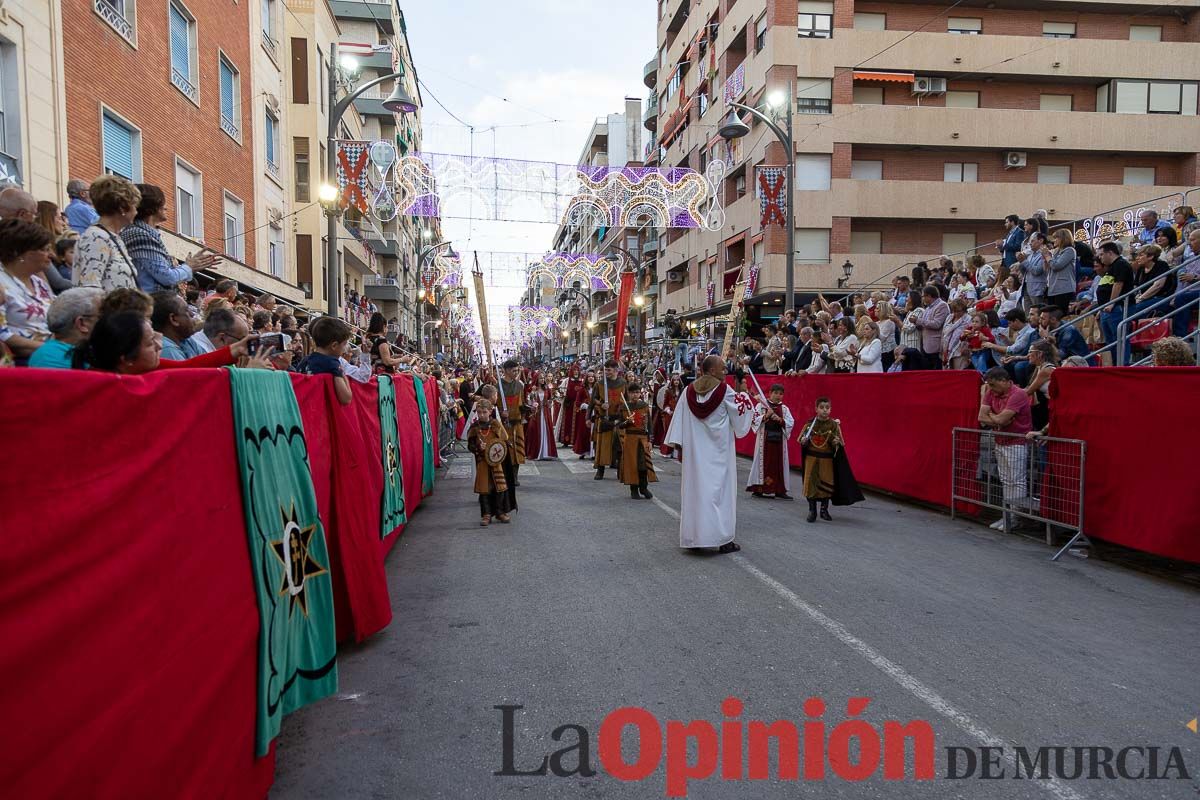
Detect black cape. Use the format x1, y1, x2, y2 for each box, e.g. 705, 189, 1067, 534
800, 444, 865, 507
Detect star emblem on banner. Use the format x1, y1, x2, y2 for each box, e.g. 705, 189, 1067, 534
386, 440, 399, 479
270, 503, 328, 618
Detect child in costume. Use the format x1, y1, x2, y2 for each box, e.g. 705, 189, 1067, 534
617, 382, 657, 499
467, 399, 513, 526
747, 382, 795, 499
798, 396, 864, 522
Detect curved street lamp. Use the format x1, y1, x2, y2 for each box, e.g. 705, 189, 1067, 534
321, 45, 420, 318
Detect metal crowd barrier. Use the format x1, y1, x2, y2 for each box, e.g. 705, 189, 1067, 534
950, 427, 1089, 561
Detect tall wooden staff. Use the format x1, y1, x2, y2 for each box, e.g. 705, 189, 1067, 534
472, 252, 507, 417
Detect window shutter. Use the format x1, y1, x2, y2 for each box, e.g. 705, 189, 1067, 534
169, 5, 190, 80
102, 115, 135, 179
220, 62, 235, 119
291, 38, 309, 104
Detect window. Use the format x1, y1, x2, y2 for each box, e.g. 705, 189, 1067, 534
296, 233, 313, 291
0, 39, 19, 182
850, 231, 882, 253
1042, 22, 1076, 39
1039, 94, 1073, 112
852, 86, 884, 104
850, 160, 883, 180
795, 155, 832, 190
945, 91, 979, 109
1103, 80, 1198, 115
223, 193, 244, 260
796, 78, 832, 114
261, 0, 277, 56
264, 110, 279, 177
943, 233, 977, 255
1129, 25, 1162, 42
168, 1, 198, 103
218, 55, 240, 140
94, 0, 136, 44
943, 162, 978, 182
798, 2, 833, 38
291, 38, 309, 104
174, 158, 202, 238
268, 222, 284, 277
752, 240, 764, 264
1037, 165, 1071, 184
795, 229, 831, 262
853, 12, 886, 31
101, 110, 141, 180
294, 137, 310, 201
1123, 167, 1155, 186
755, 15, 767, 52
735, 173, 746, 199
947, 17, 982, 34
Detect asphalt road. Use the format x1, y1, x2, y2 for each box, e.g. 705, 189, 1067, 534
272, 449, 1200, 799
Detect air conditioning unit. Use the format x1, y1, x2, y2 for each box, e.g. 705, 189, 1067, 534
912, 76, 947, 95
1004, 151, 1028, 169
666, 269, 685, 283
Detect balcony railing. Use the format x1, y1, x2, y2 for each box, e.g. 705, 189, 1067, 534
262, 30, 278, 59
266, 159, 280, 180
94, 0, 134, 43
172, 69, 199, 103
220, 114, 240, 141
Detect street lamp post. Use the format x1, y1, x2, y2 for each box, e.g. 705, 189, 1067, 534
720, 80, 794, 311
322, 44, 419, 319
416, 240, 455, 354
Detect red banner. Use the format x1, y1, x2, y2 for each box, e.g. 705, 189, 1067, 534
1050, 367, 1200, 562
612, 269, 636, 357
0, 367, 439, 798
733, 372, 982, 507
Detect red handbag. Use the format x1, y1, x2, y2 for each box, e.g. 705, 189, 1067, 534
1130, 318, 1170, 347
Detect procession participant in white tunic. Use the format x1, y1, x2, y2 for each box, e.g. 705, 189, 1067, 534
746, 382, 795, 500
665, 355, 760, 554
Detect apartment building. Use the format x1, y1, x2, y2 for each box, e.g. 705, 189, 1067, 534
651, 0, 1200, 326
541, 98, 646, 359
66, 0, 307, 303
252, 0, 291, 284
0, 0, 68, 201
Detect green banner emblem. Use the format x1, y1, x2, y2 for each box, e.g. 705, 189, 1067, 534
227, 369, 337, 757
412, 373, 436, 496
377, 374, 407, 537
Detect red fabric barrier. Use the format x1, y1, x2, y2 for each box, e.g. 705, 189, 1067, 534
0, 367, 440, 797
1050, 367, 1200, 563
734, 372, 981, 506
0, 369, 275, 800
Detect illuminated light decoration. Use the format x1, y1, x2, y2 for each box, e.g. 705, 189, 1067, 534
723, 63, 746, 105
390, 152, 725, 231
525, 252, 616, 292
509, 305, 562, 341
368, 140, 399, 222
757, 167, 787, 228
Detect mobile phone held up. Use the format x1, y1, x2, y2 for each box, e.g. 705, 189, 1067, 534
248, 333, 284, 356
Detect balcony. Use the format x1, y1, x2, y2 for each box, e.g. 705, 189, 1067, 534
643, 57, 657, 89
832, 178, 1198, 222
360, 50, 393, 71
365, 275, 403, 302
353, 89, 396, 118
643, 94, 658, 131
329, 1, 395, 32
829, 104, 1200, 154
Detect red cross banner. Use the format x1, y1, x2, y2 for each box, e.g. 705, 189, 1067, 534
757, 166, 787, 228
336, 141, 371, 215
612, 269, 636, 357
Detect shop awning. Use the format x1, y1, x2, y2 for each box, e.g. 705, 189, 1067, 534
853, 70, 914, 83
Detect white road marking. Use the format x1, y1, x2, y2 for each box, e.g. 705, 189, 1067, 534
648, 495, 1083, 800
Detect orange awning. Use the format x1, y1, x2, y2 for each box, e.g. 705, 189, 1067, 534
853, 70, 914, 83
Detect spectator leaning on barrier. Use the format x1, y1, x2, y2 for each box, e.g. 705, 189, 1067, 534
298, 316, 354, 405
978, 366, 1033, 531
74, 176, 140, 292
28, 287, 103, 369
189, 306, 248, 354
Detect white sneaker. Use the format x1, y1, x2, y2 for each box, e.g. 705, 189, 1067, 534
989, 519, 1007, 530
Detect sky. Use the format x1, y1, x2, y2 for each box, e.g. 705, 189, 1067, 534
403, 0, 656, 346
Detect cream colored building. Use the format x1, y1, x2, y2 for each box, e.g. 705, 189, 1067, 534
250, 0, 291, 287
651, 0, 1200, 323
0, 0, 68, 201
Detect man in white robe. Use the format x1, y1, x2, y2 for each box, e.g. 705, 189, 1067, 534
665, 355, 759, 553
746, 383, 795, 499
